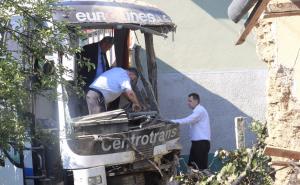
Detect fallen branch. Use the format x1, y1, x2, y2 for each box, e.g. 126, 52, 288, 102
232, 146, 256, 185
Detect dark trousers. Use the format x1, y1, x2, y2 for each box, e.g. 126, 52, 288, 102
188, 140, 210, 170
107, 97, 120, 111
86, 88, 106, 114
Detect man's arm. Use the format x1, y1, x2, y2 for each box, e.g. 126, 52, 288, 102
123, 90, 141, 111
172, 110, 201, 125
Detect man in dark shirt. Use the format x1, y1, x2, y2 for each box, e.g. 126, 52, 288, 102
79, 36, 114, 89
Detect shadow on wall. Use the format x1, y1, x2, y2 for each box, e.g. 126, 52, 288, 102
191, 0, 232, 19
138, 49, 258, 153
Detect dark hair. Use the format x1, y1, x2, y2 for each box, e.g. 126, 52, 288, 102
100, 36, 114, 45
127, 67, 139, 78
188, 93, 200, 103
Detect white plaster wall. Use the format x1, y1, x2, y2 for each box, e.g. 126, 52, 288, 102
275, 16, 300, 100
143, 0, 265, 72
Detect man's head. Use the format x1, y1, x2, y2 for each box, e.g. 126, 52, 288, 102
187, 93, 200, 109
99, 36, 114, 52
126, 67, 139, 82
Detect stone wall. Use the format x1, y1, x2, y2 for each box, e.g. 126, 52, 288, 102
255, 12, 300, 185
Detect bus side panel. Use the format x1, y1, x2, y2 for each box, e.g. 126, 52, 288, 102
0, 158, 24, 185
24, 142, 35, 185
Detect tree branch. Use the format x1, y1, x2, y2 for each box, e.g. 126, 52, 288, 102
232, 147, 256, 185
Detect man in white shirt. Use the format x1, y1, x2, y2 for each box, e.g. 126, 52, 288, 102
86, 67, 141, 114
171, 93, 211, 170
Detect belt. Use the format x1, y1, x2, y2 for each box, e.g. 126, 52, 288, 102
89, 87, 103, 96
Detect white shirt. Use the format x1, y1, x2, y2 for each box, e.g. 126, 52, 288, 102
89, 67, 132, 104
172, 104, 211, 141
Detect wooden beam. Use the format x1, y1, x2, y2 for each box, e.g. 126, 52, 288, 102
236, 0, 272, 45
234, 117, 245, 149
264, 2, 300, 18
270, 161, 290, 167
264, 11, 300, 18
267, 2, 300, 13
270, 161, 300, 167
264, 145, 300, 160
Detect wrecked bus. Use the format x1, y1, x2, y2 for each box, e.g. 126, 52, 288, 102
0, 0, 181, 185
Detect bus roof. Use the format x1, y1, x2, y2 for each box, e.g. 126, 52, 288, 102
53, 0, 176, 34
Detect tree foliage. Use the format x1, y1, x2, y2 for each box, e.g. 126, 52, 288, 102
0, 0, 82, 151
